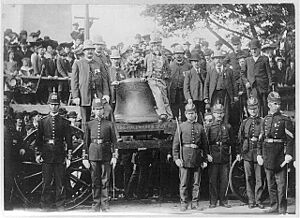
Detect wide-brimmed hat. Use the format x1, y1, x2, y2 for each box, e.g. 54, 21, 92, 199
82, 40, 95, 50
173, 45, 185, 54
150, 33, 162, 44
212, 50, 226, 59
189, 52, 201, 61
183, 41, 191, 46
261, 43, 277, 51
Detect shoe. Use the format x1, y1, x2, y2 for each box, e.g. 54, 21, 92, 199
180, 204, 188, 212
248, 203, 256, 209
265, 207, 279, 214
91, 205, 100, 212
220, 203, 231, 208
191, 203, 199, 210
257, 203, 265, 209
209, 204, 216, 208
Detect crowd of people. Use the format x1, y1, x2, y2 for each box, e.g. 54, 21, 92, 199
3, 23, 295, 214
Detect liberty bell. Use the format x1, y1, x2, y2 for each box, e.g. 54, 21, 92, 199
113, 78, 159, 123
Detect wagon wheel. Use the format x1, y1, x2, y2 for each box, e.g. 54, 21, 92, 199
14, 126, 92, 210
229, 159, 269, 203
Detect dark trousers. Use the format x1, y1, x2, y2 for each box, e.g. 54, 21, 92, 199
209, 163, 229, 205
244, 160, 264, 204
80, 106, 91, 131
265, 167, 287, 213
211, 89, 230, 124
41, 163, 66, 208
250, 88, 268, 117
179, 167, 201, 205
90, 161, 111, 209
4, 163, 14, 210
194, 100, 205, 124
170, 88, 186, 122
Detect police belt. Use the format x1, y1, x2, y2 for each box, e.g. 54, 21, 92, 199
45, 139, 63, 144
246, 137, 258, 142
264, 138, 284, 143
91, 139, 110, 145
183, 144, 199, 149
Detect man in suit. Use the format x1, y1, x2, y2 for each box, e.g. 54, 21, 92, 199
82, 98, 118, 212
244, 39, 273, 117
204, 50, 238, 124
35, 92, 73, 210
71, 40, 110, 129
184, 52, 206, 123
169, 45, 192, 122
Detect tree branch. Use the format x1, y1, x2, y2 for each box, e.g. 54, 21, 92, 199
208, 16, 252, 39
242, 5, 258, 38
205, 18, 234, 51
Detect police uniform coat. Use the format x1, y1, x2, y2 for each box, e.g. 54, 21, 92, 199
258, 112, 294, 171
172, 121, 208, 168
245, 55, 272, 93
184, 67, 206, 101
84, 118, 117, 162
238, 116, 263, 162
36, 114, 72, 163
204, 66, 237, 104
71, 58, 110, 106
207, 121, 233, 164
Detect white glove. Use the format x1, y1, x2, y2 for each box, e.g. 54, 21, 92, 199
201, 162, 208, 169
19, 149, 26, 156
285, 154, 293, 163
236, 154, 241, 162
175, 159, 183, 168
167, 154, 172, 162
35, 155, 43, 164
82, 159, 90, 169
245, 82, 251, 89
102, 95, 110, 104
73, 97, 80, 105
207, 154, 213, 162
66, 159, 71, 168
257, 155, 264, 166
234, 97, 239, 102
293, 161, 296, 168
111, 81, 120, 86
110, 157, 117, 169
188, 99, 193, 105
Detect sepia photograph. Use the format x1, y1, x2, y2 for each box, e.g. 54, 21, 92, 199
1, 0, 298, 217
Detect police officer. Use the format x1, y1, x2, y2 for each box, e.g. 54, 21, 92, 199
236, 97, 265, 209
206, 103, 233, 208
35, 92, 73, 210
173, 103, 208, 211
257, 92, 294, 214
82, 98, 118, 212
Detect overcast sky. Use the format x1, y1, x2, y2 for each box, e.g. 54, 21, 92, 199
72, 4, 224, 50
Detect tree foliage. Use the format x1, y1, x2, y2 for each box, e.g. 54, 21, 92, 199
141, 4, 295, 46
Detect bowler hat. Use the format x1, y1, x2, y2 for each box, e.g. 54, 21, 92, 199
236, 51, 248, 59
267, 91, 281, 103
189, 53, 201, 61
185, 103, 196, 112
203, 49, 214, 57
60, 42, 74, 48
82, 40, 95, 51
231, 36, 241, 45
261, 43, 277, 51
110, 49, 121, 59
212, 50, 226, 59
212, 103, 224, 113
47, 92, 60, 105
173, 45, 185, 54
183, 41, 191, 46
249, 39, 261, 49
92, 35, 106, 45
20, 30, 27, 36
247, 97, 259, 109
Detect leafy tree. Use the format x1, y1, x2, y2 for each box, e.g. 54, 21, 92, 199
142, 4, 295, 56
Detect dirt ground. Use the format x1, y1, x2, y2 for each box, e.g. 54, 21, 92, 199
3, 197, 296, 217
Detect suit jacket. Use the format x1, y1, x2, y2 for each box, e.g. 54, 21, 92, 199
204, 66, 237, 103
184, 67, 206, 101
32, 54, 47, 75
57, 56, 70, 77
71, 58, 110, 106
245, 55, 272, 93
45, 58, 57, 77
36, 114, 72, 163
84, 118, 117, 162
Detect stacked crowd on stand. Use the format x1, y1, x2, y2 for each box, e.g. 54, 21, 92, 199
3, 23, 295, 214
